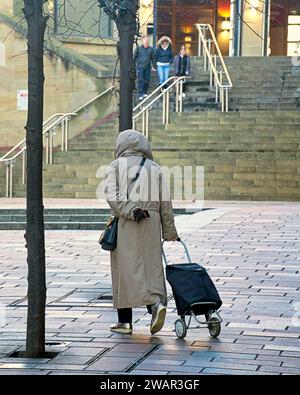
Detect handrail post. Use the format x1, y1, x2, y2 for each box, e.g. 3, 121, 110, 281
225, 88, 229, 112
179, 80, 184, 113
45, 131, 49, 165
49, 128, 54, 165
208, 38, 212, 57
162, 91, 166, 124
6, 162, 10, 198
145, 109, 149, 139
205, 38, 212, 72
213, 55, 217, 87
216, 70, 222, 103
210, 63, 213, 87
219, 71, 224, 111
61, 119, 65, 152
221, 87, 224, 112
6, 161, 13, 198
9, 161, 13, 198
65, 117, 70, 152
219, 71, 223, 86
203, 40, 207, 71
142, 108, 146, 135
22, 150, 26, 185
166, 89, 170, 125
176, 80, 180, 113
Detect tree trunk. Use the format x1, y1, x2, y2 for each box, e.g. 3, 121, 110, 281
23, 0, 47, 358
116, 1, 139, 132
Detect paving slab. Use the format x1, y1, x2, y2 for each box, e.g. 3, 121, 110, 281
0, 201, 299, 374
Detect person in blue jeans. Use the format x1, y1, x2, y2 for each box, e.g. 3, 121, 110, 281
134, 36, 157, 100
156, 36, 174, 87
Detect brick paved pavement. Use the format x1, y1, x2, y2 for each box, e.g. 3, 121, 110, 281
0, 201, 299, 375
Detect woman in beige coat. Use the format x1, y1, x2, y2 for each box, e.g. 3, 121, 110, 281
104, 129, 178, 335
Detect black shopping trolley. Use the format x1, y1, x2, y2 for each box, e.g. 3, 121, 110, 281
162, 239, 223, 339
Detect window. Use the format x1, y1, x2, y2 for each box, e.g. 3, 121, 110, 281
287, 15, 300, 56
54, 0, 114, 39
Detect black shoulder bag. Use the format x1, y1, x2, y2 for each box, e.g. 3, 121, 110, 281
99, 157, 146, 251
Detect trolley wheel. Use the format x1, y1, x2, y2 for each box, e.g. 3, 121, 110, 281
208, 317, 221, 338
175, 319, 187, 339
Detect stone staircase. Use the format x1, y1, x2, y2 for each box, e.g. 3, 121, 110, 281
1, 57, 300, 202
187, 56, 300, 112
153, 111, 300, 201
10, 118, 118, 199
86, 55, 300, 112
8, 109, 299, 202
135, 56, 300, 112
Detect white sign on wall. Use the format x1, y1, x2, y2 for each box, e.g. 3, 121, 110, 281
17, 90, 28, 111
0, 43, 6, 67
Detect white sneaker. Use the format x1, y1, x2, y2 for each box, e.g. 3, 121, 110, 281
139, 96, 144, 101
144, 94, 148, 98
182, 93, 186, 98
150, 301, 166, 335
110, 323, 133, 335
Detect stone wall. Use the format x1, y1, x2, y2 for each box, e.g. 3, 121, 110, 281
0, 21, 116, 150
0, 0, 14, 16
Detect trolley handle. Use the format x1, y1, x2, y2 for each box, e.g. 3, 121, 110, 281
162, 238, 192, 266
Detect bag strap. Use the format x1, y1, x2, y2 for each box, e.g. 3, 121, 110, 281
132, 157, 146, 182
127, 157, 146, 199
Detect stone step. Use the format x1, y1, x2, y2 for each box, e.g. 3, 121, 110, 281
230, 104, 300, 111
0, 207, 193, 230
0, 213, 108, 223
0, 208, 112, 215
0, 221, 107, 230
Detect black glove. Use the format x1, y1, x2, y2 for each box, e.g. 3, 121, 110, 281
133, 208, 150, 223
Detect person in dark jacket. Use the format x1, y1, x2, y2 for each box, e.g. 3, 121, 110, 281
156, 36, 174, 86
134, 36, 157, 100
174, 45, 191, 97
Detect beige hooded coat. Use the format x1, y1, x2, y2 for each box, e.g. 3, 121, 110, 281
104, 130, 178, 309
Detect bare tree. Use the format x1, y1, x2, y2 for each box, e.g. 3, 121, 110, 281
23, 0, 48, 358
18, 0, 139, 357
98, 0, 139, 132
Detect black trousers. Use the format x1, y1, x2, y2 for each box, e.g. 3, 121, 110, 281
118, 305, 153, 324
176, 72, 187, 92
137, 66, 151, 96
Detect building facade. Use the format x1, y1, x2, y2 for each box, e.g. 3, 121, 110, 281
3, 1, 299, 57
140, 0, 300, 57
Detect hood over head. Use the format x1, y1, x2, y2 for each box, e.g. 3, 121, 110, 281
157, 36, 172, 48
114, 129, 153, 160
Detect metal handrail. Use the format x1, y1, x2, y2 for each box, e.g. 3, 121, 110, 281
0, 113, 65, 162
133, 76, 181, 113
0, 113, 76, 163
195, 23, 233, 112
134, 77, 186, 119
43, 113, 69, 127
1, 86, 115, 197
197, 23, 233, 87
133, 76, 189, 138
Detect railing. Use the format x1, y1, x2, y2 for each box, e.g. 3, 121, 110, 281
0, 86, 114, 198
196, 23, 233, 112
133, 76, 189, 138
